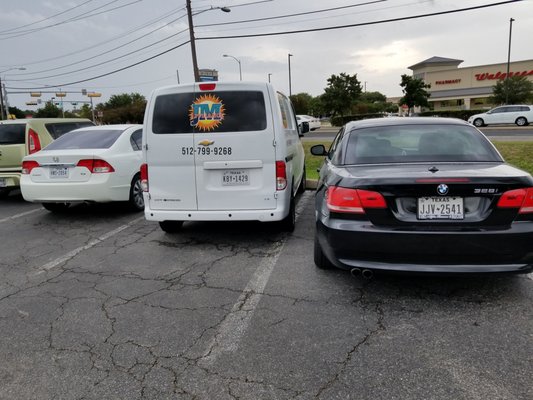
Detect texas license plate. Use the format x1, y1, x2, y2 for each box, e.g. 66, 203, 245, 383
50, 167, 69, 179
222, 170, 249, 186
418, 196, 464, 220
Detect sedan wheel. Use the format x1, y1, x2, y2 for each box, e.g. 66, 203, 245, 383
473, 118, 484, 127
128, 175, 144, 211
516, 117, 528, 126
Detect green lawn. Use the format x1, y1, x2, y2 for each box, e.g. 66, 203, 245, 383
304, 141, 533, 180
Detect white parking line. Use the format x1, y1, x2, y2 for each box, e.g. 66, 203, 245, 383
35, 216, 144, 274
0, 207, 43, 223
201, 191, 312, 364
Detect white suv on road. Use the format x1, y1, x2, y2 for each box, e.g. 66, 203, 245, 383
141, 81, 307, 233
468, 105, 533, 127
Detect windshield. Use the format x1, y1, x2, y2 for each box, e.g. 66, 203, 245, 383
44, 129, 123, 150
342, 124, 503, 165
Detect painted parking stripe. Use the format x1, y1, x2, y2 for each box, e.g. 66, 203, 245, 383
35, 216, 144, 274
201, 191, 313, 364
0, 207, 43, 223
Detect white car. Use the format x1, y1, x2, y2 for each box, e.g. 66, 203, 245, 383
468, 105, 533, 127
20, 124, 144, 212
297, 115, 321, 131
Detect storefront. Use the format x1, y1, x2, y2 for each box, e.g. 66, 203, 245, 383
408, 56, 533, 111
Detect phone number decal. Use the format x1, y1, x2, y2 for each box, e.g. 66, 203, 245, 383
181, 146, 233, 156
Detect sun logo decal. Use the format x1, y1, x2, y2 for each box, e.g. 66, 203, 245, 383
189, 94, 225, 131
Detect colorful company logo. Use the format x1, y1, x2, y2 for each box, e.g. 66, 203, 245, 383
189, 94, 225, 131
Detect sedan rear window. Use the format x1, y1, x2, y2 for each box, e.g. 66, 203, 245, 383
343, 124, 503, 165
45, 122, 95, 139
153, 91, 267, 134
0, 124, 25, 144
44, 129, 123, 150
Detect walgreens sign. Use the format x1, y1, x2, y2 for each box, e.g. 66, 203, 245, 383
475, 69, 533, 81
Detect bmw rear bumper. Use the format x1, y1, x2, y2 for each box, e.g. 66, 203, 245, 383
316, 217, 533, 274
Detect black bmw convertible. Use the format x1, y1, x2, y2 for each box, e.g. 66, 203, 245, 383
311, 117, 533, 276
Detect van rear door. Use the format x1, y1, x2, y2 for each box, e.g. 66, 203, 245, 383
192, 83, 277, 210
0, 123, 26, 171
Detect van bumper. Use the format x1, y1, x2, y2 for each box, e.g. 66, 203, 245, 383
144, 204, 287, 223
0, 172, 21, 190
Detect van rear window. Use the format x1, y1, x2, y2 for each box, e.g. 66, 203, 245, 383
152, 91, 267, 134
0, 124, 25, 144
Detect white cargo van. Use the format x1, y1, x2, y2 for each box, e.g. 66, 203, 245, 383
141, 81, 307, 232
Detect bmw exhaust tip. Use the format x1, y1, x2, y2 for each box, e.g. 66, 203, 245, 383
361, 269, 374, 279
350, 268, 361, 278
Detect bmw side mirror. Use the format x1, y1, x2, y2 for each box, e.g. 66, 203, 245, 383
310, 144, 327, 156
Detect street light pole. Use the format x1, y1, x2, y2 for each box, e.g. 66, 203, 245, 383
186, 2, 231, 83
505, 17, 515, 105
223, 54, 242, 81
0, 66, 26, 120
288, 53, 293, 97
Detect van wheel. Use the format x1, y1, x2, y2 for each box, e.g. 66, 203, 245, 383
279, 195, 296, 232
297, 168, 306, 194
0, 189, 11, 199
128, 174, 144, 211
314, 235, 333, 270
42, 202, 70, 213
159, 221, 184, 233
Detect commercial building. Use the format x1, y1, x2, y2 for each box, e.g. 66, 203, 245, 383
408, 56, 533, 111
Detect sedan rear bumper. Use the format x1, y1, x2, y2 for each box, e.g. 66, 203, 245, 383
316, 217, 533, 274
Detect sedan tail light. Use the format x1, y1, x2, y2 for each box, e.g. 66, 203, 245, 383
140, 163, 148, 192
497, 187, 533, 214
28, 129, 41, 154
21, 160, 40, 174
327, 187, 387, 214
76, 159, 115, 173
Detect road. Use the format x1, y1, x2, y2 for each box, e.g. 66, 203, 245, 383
1, 192, 531, 399
303, 125, 533, 142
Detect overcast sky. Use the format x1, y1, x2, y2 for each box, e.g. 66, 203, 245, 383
1, 0, 532, 111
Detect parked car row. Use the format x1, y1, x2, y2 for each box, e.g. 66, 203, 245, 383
468, 104, 533, 127
2, 85, 532, 277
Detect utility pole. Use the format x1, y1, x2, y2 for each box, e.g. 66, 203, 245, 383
186, 0, 200, 82
288, 54, 293, 97
0, 77, 5, 120
505, 17, 515, 105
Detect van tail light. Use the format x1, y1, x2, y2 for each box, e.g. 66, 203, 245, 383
28, 128, 41, 154
497, 188, 533, 214
21, 160, 40, 174
199, 83, 216, 91
140, 163, 149, 192
276, 161, 287, 190
326, 187, 387, 214
76, 159, 115, 173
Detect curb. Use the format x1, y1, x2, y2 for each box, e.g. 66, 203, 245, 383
306, 179, 318, 190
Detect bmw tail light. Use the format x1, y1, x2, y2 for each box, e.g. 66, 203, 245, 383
28, 129, 41, 154
140, 163, 148, 192
276, 161, 287, 190
327, 187, 386, 214
21, 160, 40, 174
76, 159, 115, 173
497, 188, 533, 214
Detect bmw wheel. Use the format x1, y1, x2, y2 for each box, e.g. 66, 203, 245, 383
314, 235, 333, 269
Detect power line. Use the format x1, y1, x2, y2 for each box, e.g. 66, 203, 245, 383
196, 0, 523, 40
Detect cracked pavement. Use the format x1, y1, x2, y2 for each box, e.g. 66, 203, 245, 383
0, 193, 532, 399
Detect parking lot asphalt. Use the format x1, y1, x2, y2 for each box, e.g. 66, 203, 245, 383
1, 191, 532, 399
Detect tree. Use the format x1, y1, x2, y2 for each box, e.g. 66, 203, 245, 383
34, 102, 62, 118
399, 74, 431, 114
8, 106, 25, 119
100, 93, 147, 124
289, 93, 314, 115
490, 75, 533, 105
78, 104, 93, 120
321, 73, 362, 118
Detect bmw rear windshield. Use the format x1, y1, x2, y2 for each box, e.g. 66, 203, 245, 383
340, 124, 503, 165
0, 124, 25, 145
152, 91, 267, 134
44, 129, 123, 150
